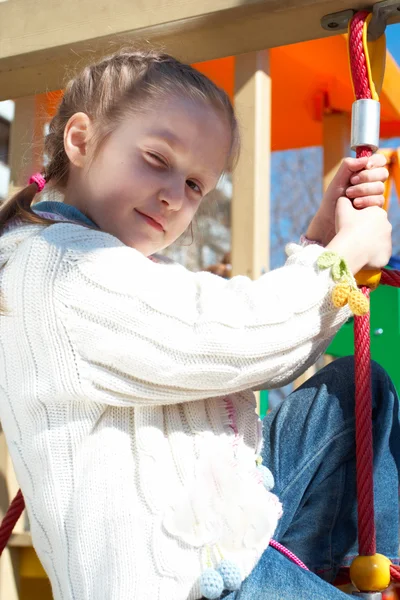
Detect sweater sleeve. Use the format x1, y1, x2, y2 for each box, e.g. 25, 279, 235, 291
51, 225, 350, 406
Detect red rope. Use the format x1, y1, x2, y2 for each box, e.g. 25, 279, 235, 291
354, 288, 377, 555
381, 268, 400, 287
349, 10, 378, 558
0, 489, 25, 555
349, 11, 373, 102
390, 564, 400, 583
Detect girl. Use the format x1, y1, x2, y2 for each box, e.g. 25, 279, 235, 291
0, 49, 397, 600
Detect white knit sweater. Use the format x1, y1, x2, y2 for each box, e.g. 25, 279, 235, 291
0, 220, 350, 600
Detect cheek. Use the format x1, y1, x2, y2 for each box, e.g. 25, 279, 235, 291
172, 200, 200, 236
90, 152, 156, 200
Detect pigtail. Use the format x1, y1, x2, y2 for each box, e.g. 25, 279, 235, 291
0, 174, 55, 233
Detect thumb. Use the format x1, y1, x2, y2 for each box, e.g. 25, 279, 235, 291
336, 195, 354, 213
336, 196, 355, 228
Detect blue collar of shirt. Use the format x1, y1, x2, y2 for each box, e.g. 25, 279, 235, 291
33, 201, 97, 228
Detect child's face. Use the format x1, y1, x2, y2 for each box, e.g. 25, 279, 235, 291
66, 95, 231, 256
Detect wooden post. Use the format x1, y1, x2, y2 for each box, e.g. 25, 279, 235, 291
323, 111, 351, 193
0, 94, 46, 599
294, 111, 350, 389
232, 51, 271, 413
322, 111, 350, 368
231, 50, 271, 279
8, 95, 46, 196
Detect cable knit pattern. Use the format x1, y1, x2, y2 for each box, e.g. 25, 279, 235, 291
0, 220, 351, 600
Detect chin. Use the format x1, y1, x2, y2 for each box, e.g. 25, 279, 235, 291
124, 238, 158, 257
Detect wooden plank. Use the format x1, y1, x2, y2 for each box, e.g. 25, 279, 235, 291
8, 533, 33, 548
231, 50, 271, 280
1, 0, 398, 100
0, 547, 20, 600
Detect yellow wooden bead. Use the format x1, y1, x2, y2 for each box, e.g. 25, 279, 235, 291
332, 284, 351, 308
355, 269, 381, 290
350, 553, 392, 592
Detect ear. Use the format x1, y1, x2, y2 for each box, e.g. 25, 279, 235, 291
64, 112, 92, 169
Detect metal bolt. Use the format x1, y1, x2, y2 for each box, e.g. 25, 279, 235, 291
321, 9, 356, 33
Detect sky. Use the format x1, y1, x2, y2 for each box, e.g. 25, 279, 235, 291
387, 23, 400, 60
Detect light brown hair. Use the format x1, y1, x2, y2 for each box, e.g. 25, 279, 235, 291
0, 48, 239, 232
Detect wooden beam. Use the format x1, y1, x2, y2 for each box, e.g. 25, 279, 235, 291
1, 0, 398, 100
231, 50, 271, 280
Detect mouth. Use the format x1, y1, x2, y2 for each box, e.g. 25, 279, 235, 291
135, 209, 165, 232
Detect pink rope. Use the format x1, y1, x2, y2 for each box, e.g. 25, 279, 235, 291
269, 539, 309, 571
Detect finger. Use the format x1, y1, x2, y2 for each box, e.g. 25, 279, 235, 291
342, 154, 387, 171
350, 167, 389, 185
346, 181, 385, 198
352, 195, 385, 208
328, 157, 380, 195
364, 153, 387, 169
336, 195, 355, 215
333, 158, 369, 189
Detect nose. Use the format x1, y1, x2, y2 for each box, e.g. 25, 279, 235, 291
159, 177, 185, 211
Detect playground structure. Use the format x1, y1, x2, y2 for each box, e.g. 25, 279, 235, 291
2, 1, 400, 599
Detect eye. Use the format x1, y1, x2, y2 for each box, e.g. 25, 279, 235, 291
146, 152, 168, 167
186, 179, 202, 195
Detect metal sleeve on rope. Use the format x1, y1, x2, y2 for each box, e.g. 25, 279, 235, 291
351, 99, 381, 152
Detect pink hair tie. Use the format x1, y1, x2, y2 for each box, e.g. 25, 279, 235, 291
29, 173, 46, 193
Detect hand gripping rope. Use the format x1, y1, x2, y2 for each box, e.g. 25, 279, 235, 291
272, 10, 400, 599
345, 9, 400, 598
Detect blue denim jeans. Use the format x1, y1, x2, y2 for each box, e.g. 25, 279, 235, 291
225, 357, 400, 599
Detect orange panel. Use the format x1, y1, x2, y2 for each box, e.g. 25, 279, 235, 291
193, 35, 400, 151
193, 57, 234, 102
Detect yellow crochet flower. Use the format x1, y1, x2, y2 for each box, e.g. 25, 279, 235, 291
332, 283, 351, 308
348, 289, 370, 316
317, 252, 369, 316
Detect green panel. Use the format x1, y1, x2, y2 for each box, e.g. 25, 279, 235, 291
260, 390, 269, 419
327, 285, 400, 394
